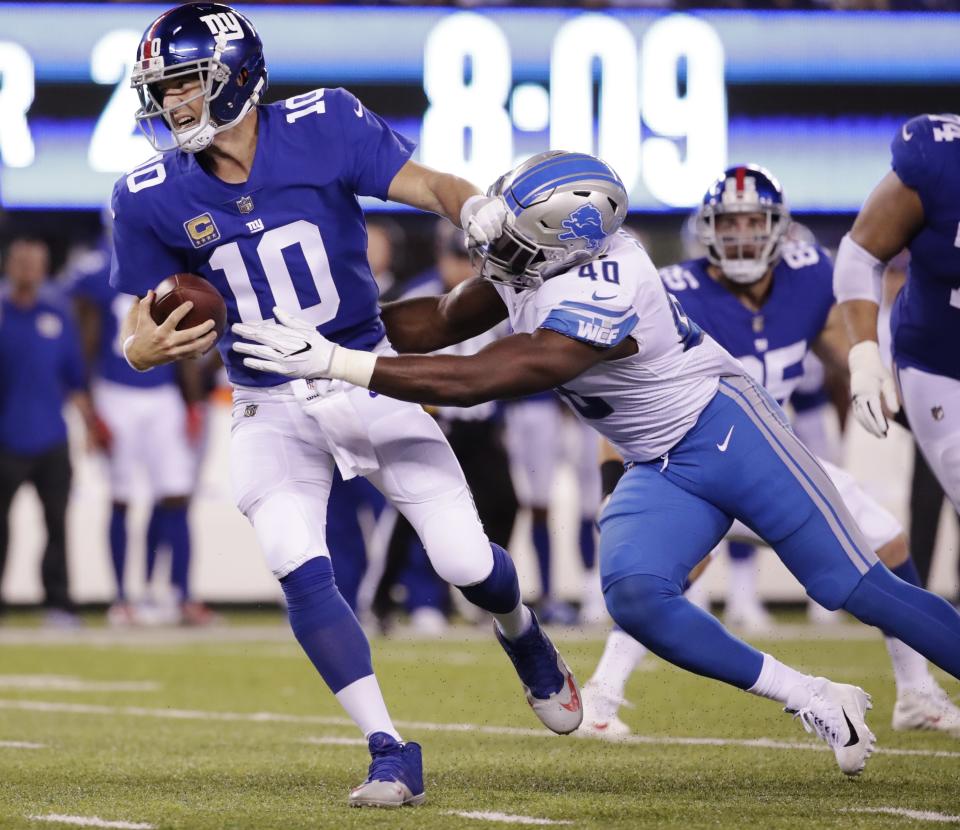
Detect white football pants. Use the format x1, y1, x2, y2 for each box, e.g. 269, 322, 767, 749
230, 380, 493, 586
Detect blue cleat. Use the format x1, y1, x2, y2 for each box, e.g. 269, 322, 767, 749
348, 732, 426, 808
495, 609, 583, 734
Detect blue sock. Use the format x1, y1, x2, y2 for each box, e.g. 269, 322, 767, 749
578, 519, 596, 571
458, 543, 521, 614
145, 505, 162, 582
892, 558, 921, 587
605, 573, 764, 689
531, 518, 551, 597
281, 557, 373, 693
164, 506, 191, 601
109, 504, 127, 601
844, 563, 960, 680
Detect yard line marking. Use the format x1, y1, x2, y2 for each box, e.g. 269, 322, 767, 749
843, 807, 960, 824
0, 740, 45, 749
26, 815, 156, 829
0, 675, 158, 693
443, 811, 574, 826
2, 698, 959, 761
301, 736, 367, 746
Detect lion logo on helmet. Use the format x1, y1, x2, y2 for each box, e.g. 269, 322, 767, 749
558, 204, 607, 250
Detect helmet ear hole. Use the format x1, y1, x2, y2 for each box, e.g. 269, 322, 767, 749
236, 68, 249, 86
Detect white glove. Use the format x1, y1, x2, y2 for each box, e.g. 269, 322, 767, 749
460, 194, 511, 247
232, 307, 376, 386
848, 340, 900, 438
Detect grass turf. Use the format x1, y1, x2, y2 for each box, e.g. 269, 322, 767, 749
0, 613, 958, 829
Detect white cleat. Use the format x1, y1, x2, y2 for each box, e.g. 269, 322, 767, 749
786, 678, 875, 777
893, 684, 960, 738
578, 682, 631, 742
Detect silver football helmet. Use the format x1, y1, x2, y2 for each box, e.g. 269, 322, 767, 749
475, 151, 629, 290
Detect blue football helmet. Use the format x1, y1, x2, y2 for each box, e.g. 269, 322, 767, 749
478, 151, 629, 290
131, 3, 268, 153
696, 164, 790, 284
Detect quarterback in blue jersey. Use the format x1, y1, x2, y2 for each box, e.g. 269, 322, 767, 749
236, 151, 960, 778
112, 3, 582, 808
836, 115, 960, 514
580, 165, 960, 741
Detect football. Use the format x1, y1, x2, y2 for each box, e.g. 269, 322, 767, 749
150, 273, 228, 341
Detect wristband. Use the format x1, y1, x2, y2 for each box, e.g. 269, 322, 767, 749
328, 345, 378, 388
122, 335, 148, 373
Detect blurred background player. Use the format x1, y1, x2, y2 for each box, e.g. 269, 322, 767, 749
70, 234, 215, 625
504, 396, 601, 625
368, 221, 517, 633
581, 165, 959, 739
0, 236, 102, 626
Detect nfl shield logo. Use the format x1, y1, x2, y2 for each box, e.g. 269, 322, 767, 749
236, 195, 254, 214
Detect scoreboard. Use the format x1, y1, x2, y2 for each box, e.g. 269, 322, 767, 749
0, 4, 957, 211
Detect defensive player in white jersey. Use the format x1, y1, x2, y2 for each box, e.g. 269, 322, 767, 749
579, 164, 960, 741
112, 3, 581, 808
236, 151, 960, 778
836, 115, 960, 512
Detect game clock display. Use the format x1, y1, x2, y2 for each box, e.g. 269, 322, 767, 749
0, 4, 957, 212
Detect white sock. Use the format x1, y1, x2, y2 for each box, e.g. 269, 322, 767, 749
335, 674, 401, 741
494, 602, 533, 640
885, 637, 933, 695
747, 653, 813, 705
727, 557, 759, 610
588, 628, 648, 701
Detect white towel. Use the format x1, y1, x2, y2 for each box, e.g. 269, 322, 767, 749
291, 378, 380, 480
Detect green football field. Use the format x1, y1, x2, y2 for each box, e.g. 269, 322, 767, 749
0, 613, 958, 830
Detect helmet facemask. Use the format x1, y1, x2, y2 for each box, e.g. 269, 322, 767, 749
132, 34, 261, 154
698, 204, 788, 284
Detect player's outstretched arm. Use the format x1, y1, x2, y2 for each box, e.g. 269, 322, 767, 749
122, 292, 217, 371
380, 276, 508, 353
234, 308, 630, 406
835, 171, 922, 437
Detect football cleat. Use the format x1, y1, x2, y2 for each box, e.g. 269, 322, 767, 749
785, 678, 875, 776
348, 732, 425, 808
724, 599, 774, 634
578, 682, 631, 742
892, 684, 960, 738
495, 610, 583, 734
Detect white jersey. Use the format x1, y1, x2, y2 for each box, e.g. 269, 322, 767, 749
492, 232, 742, 462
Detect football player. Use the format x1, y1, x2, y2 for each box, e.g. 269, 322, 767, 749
112, 3, 581, 808
71, 242, 214, 626
236, 151, 960, 778
835, 115, 960, 511
579, 165, 960, 740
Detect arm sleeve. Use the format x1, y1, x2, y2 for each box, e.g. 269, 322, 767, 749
108, 179, 186, 295
334, 87, 416, 200
536, 270, 638, 349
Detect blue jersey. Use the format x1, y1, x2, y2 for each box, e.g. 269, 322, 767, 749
69, 247, 176, 388
890, 114, 960, 380
109, 88, 415, 388
0, 288, 86, 454
660, 241, 834, 405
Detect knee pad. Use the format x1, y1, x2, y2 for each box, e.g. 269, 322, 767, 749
249, 491, 328, 579
417, 499, 493, 587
